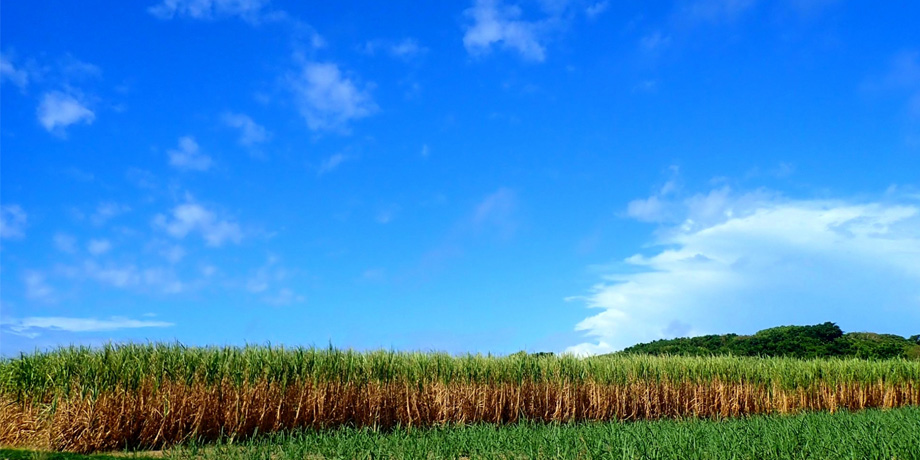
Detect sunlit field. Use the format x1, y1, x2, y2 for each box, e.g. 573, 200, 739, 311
2, 344, 918, 454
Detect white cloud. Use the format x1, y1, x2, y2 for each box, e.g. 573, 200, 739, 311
91, 202, 131, 226
0, 53, 30, 89
463, 0, 548, 62
263, 288, 304, 306
880, 50, 920, 118
640, 31, 671, 52
585, 1, 608, 19
78, 261, 185, 294
153, 199, 243, 247
289, 62, 377, 132
160, 244, 186, 263
223, 112, 269, 146
87, 239, 112, 256
0, 205, 27, 239
626, 195, 668, 222
682, 0, 759, 23
245, 255, 287, 293
83, 261, 139, 288
37, 91, 95, 135
3, 316, 173, 336
148, 0, 269, 22
167, 136, 213, 171
59, 55, 102, 80
53, 233, 78, 253
317, 153, 350, 175
24, 271, 55, 302
141, 268, 185, 294
363, 38, 428, 60
473, 187, 518, 237
567, 188, 920, 355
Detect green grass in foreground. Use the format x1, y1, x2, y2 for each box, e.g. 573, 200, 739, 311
5, 407, 918, 460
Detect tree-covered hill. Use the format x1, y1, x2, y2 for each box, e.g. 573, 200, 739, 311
618, 322, 920, 359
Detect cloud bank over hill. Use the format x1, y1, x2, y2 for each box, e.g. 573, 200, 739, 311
567, 187, 920, 355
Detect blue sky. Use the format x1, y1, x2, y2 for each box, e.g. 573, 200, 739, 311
1, 0, 919, 356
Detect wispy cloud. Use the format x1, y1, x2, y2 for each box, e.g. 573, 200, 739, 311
473, 187, 518, 238
362, 38, 428, 60
159, 244, 186, 264
91, 202, 131, 226
639, 31, 671, 52
410, 187, 519, 278
585, 1, 609, 19
243, 256, 302, 305
680, 0, 759, 24
222, 112, 270, 146
72, 261, 186, 294
376, 204, 400, 224
263, 288, 304, 306
3, 316, 173, 337
148, 0, 270, 22
0, 205, 27, 239
567, 186, 920, 355
87, 239, 112, 256
463, 0, 548, 62
289, 62, 377, 132
0, 53, 30, 89
153, 197, 243, 247
53, 233, 78, 253
317, 153, 351, 175
24, 271, 55, 303
880, 50, 920, 118
245, 256, 282, 293
36, 91, 95, 136
167, 136, 213, 172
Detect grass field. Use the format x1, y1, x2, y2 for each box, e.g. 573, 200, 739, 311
1, 344, 918, 453
2, 407, 919, 459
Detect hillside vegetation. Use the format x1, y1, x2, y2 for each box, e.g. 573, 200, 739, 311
619, 322, 920, 359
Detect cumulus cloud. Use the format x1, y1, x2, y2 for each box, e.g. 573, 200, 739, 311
3, 316, 173, 337
167, 136, 213, 171
37, 91, 95, 135
463, 0, 548, 62
222, 112, 269, 146
0, 205, 27, 239
148, 0, 269, 22
153, 198, 243, 247
567, 187, 920, 355
289, 62, 377, 132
